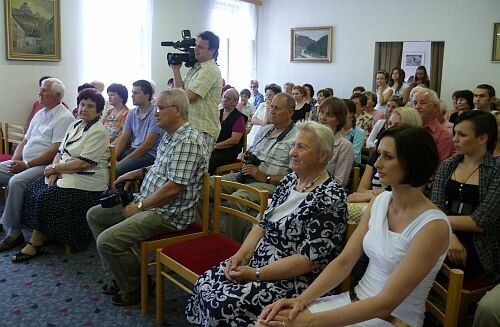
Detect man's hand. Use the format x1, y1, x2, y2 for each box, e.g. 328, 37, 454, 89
8, 160, 29, 174
113, 169, 143, 190
122, 202, 141, 219
241, 164, 265, 182
170, 64, 182, 72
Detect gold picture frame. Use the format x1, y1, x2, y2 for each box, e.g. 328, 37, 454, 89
290, 26, 332, 63
5, 0, 61, 61
492, 23, 500, 62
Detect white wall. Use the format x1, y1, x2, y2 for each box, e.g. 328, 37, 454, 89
256, 0, 500, 103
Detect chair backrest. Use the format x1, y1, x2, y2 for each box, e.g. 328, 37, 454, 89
2, 122, 26, 155
339, 220, 358, 293
426, 264, 464, 327
212, 175, 268, 234
109, 145, 117, 188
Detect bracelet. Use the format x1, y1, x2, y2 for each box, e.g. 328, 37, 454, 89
23, 160, 30, 168
255, 267, 261, 282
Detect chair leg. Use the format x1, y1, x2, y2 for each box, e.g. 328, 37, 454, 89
156, 258, 164, 326
457, 297, 469, 327
140, 245, 148, 315
64, 244, 72, 255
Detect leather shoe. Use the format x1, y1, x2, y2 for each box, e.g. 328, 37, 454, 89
0, 234, 25, 252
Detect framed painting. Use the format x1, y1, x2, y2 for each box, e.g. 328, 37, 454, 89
290, 26, 332, 63
5, 0, 61, 61
492, 23, 500, 62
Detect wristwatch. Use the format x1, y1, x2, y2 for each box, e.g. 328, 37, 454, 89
137, 201, 144, 211
265, 176, 271, 184
255, 267, 261, 282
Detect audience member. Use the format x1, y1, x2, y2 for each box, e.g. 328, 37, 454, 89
73, 83, 96, 118
388, 67, 409, 104
438, 100, 453, 135
310, 88, 332, 122
114, 79, 163, 176
249, 79, 265, 108
186, 121, 347, 326
366, 95, 401, 149
341, 99, 365, 165
171, 31, 223, 152
352, 86, 365, 94
449, 89, 474, 124
474, 84, 496, 112
90, 80, 108, 116
350, 92, 366, 117
87, 89, 208, 306
432, 110, 499, 283
357, 91, 376, 137
325, 87, 334, 97
259, 126, 448, 327
318, 97, 354, 187
218, 92, 297, 242
236, 88, 256, 124
413, 88, 454, 161
247, 83, 282, 147
282, 82, 294, 94
291, 85, 311, 122
12, 89, 108, 261
408, 65, 430, 90
26, 75, 68, 125
492, 110, 500, 163
0, 78, 74, 252
209, 88, 246, 174
473, 284, 500, 327
374, 70, 393, 117
102, 83, 129, 144
303, 83, 316, 107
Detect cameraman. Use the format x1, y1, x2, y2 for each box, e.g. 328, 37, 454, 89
212, 92, 298, 242
86, 89, 208, 306
170, 30, 223, 153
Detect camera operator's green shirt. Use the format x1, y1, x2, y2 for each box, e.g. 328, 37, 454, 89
184, 59, 222, 139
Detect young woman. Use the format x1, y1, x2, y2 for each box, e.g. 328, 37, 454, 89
258, 126, 449, 327
374, 70, 393, 118
408, 65, 430, 91
310, 88, 332, 122
291, 85, 311, 122
366, 95, 401, 149
388, 67, 409, 105
432, 110, 499, 283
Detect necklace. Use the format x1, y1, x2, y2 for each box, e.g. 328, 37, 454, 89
297, 172, 324, 192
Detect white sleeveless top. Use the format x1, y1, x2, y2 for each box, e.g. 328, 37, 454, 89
355, 191, 450, 326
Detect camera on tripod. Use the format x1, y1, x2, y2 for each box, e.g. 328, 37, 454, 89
161, 30, 197, 68
236, 151, 263, 183
99, 183, 135, 208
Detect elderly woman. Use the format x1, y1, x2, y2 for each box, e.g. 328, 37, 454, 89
209, 88, 247, 174
449, 89, 474, 124
186, 121, 347, 326
12, 89, 110, 262
247, 83, 282, 147
259, 126, 449, 327
318, 97, 354, 188
432, 110, 499, 283
236, 88, 257, 124
102, 83, 129, 144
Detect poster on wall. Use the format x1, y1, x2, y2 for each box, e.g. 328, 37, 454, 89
404, 53, 425, 67
4, 0, 61, 61
290, 26, 332, 63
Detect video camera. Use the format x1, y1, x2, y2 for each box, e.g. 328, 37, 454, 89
99, 183, 135, 208
161, 30, 197, 68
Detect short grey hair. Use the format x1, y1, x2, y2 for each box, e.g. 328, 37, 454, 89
44, 77, 65, 99
159, 88, 189, 119
295, 121, 334, 165
90, 80, 105, 93
413, 87, 440, 106
224, 88, 239, 102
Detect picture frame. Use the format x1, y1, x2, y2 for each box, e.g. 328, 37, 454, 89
492, 23, 500, 62
290, 26, 332, 63
4, 0, 61, 61
404, 52, 425, 67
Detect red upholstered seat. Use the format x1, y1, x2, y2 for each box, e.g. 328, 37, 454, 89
161, 234, 241, 275
0, 154, 12, 162
145, 223, 202, 242
462, 276, 493, 291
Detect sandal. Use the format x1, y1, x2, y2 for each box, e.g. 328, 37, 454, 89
102, 280, 120, 295
11, 242, 44, 263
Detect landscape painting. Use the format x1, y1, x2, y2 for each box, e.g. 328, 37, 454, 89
5, 0, 61, 61
291, 26, 332, 63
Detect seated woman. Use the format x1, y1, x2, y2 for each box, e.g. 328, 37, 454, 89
13, 89, 110, 262
318, 97, 354, 188
209, 88, 246, 174
310, 88, 332, 122
259, 125, 449, 327
102, 83, 129, 144
341, 99, 365, 165
291, 85, 312, 123
432, 110, 499, 283
366, 95, 401, 149
186, 121, 347, 326
449, 89, 474, 124
236, 88, 257, 125
247, 83, 282, 147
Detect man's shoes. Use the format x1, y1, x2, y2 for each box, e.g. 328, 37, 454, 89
0, 234, 25, 252
111, 276, 155, 306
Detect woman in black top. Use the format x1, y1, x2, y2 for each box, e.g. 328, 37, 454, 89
291, 85, 311, 122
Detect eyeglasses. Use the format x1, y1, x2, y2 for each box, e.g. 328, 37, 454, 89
155, 105, 177, 113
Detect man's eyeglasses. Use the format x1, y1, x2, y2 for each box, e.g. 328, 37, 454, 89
156, 105, 177, 113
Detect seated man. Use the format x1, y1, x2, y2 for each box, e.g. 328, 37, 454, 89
474, 84, 496, 112
114, 79, 163, 176
86, 89, 207, 306
208, 88, 246, 174
0, 77, 74, 251
213, 92, 298, 242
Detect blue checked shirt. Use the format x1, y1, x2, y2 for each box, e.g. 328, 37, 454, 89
135, 122, 208, 230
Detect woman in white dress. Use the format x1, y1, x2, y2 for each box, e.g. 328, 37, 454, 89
258, 125, 450, 327
247, 83, 282, 147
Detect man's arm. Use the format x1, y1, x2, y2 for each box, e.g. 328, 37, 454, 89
120, 132, 159, 162
11, 138, 27, 161
114, 130, 131, 158
10, 142, 61, 174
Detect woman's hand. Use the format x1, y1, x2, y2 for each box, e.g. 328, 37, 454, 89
257, 309, 313, 327
259, 298, 306, 325
46, 174, 60, 186
224, 255, 247, 282
44, 164, 58, 177
227, 265, 257, 282
448, 233, 467, 267
347, 192, 374, 203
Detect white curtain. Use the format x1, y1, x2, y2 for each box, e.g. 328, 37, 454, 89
210, 0, 257, 92
82, 0, 152, 106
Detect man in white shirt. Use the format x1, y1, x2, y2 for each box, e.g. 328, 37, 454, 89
0, 78, 74, 251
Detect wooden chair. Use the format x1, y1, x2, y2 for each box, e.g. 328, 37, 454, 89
139, 172, 211, 315
215, 129, 248, 175
109, 145, 117, 188
339, 220, 358, 293
351, 166, 361, 193
155, 176, 268, 325
426, 264, 464, 327
2, 122, 26, 157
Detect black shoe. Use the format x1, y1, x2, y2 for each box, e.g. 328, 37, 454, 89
102, 279, 120, 295
0, 234, 25, 252
11, 242, 44, 263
